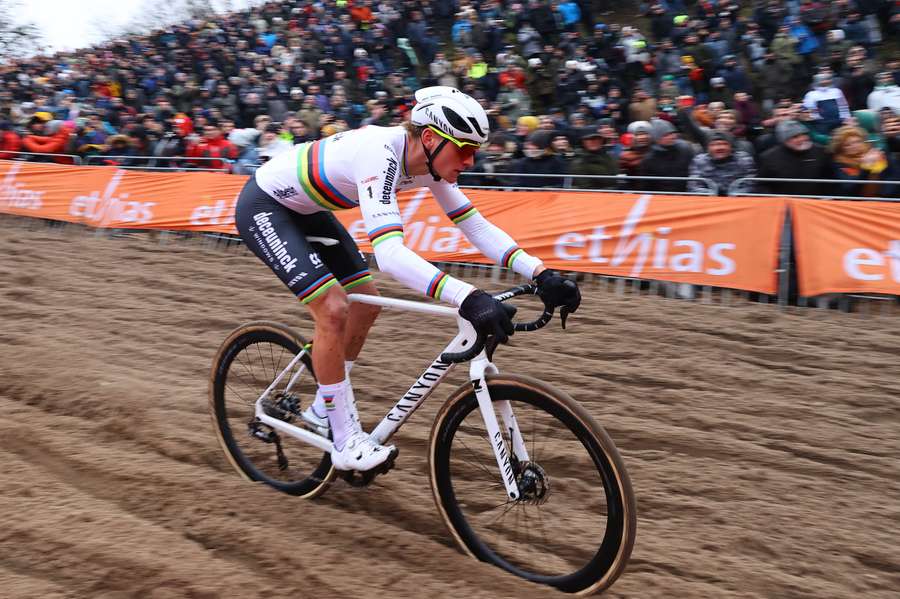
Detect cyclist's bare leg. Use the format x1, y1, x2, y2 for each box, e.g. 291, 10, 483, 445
342, 280, 381, 361
304, 282, 395, 468
305, 284, 349, 385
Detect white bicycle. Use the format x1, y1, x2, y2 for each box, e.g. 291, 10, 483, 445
209, 284, 637, 595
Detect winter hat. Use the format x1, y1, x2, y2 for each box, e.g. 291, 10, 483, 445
775, 120, 807, 144
650, 118, 676, 141
626, 120, 653, 136
813, 73, 832, 88
707, 130, 734, 146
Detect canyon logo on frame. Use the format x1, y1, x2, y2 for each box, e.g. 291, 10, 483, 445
792, 199, 900, 297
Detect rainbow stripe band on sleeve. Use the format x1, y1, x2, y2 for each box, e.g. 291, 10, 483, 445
340, 269, 374, 291
501, 245, 524, 269
368, 223, 404, 247
296, 139, 358, 211
297, 273, 337, 304
446, 202, 478, 224
427, 272, 449, 300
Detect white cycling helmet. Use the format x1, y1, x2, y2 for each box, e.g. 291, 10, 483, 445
410, 86, 489, 180
411, 86, 489, 145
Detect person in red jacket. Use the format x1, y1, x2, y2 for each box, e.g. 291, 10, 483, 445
21, 115, 76, 164
186, 122, 238, 171
0, 122, 22, 159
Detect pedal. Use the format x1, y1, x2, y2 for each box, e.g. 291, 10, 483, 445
337, 448, 399, 487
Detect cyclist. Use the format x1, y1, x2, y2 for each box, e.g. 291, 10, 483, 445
234, 86, 581, 473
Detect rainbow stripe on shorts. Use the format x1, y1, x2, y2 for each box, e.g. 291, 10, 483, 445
297, 273, 337, 304
340, 269, 374, 291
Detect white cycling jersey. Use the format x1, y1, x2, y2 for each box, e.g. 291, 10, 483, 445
255, 125, 543, 307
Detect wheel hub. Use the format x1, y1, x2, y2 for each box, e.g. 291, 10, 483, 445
515, 461, 550, 504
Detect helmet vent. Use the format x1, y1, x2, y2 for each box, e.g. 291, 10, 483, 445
441, 106, 473, 134
467, 117, 485, 137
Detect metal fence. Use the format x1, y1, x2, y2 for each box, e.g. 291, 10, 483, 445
729, 177, 900, 200
0, 151, 83, 164
83, 155, 234, 173
457, 172, 720, 195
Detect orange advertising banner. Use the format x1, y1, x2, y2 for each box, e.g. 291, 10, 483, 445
791, 199, 900, 297
1, 161, 787, 293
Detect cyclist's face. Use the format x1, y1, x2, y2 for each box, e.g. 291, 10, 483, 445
426, 130, 478, 183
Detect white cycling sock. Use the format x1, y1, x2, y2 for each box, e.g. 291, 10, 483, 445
311, 361, 355, 417
317, 378, 358, 450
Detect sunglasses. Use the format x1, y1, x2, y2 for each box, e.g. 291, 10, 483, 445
427, 126, 480, 159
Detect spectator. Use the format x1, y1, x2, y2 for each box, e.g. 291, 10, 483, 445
802, 72, 852, 133
628, 88, 658, 122
513, 130, 567, 188
687, 131, 757, 195
256, 122, 293, 164
757, 120, 831, 196
639, 119, 696, 192
101, 134, 138, 166
0, 122, 22, 160
868, 71, 900, 114
186, 123, 238, 171
21, 114, 74, 163
828, 125, 891, 198
571, 128, 619, 189
619, 120, 654, 179
460, 133, 516, 187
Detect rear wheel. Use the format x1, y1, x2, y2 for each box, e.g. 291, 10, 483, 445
429, 374, 636, 594
209, 321, 334, 498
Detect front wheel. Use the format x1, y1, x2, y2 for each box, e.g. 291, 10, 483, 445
429, 375, 636, 595
209, 321, 334, 498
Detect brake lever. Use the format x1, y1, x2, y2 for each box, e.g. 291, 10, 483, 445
485, 335, 501, 361
560, 306, 571, 330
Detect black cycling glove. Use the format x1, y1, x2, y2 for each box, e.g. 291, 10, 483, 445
534, 269, 581, 327
459, 290, 517, 344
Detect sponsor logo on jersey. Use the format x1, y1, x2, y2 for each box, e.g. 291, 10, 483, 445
360, 175, 378, 185
253, 211, 298, 273
272, 186, 297, 200
381, 156, 398, 204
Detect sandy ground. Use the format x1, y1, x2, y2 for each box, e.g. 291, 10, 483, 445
1, 216, 898, 599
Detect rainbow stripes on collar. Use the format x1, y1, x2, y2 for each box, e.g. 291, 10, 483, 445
368, 223, 404, 247
297, 273, 337, 304
446, 201, 478, 224
501, 245, 524, 269
427, 272, 449, 300
296, 138, 357, 211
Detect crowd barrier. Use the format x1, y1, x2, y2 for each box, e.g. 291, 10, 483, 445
1, 160, 898, 303
729, 177, 900, 200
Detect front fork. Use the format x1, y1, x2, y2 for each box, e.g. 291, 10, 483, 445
469, 355, 530, 501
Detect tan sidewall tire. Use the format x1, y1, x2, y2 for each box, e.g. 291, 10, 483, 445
208, 320, 335, 499
428, 373, 636, 595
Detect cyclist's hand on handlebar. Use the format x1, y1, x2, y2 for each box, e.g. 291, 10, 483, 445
459, 289, 517, 344
534, 269, 581, 328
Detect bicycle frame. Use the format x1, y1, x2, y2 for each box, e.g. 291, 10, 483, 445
252, 293, 530, 500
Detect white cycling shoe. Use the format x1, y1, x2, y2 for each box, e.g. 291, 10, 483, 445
330, 430, 397, 472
